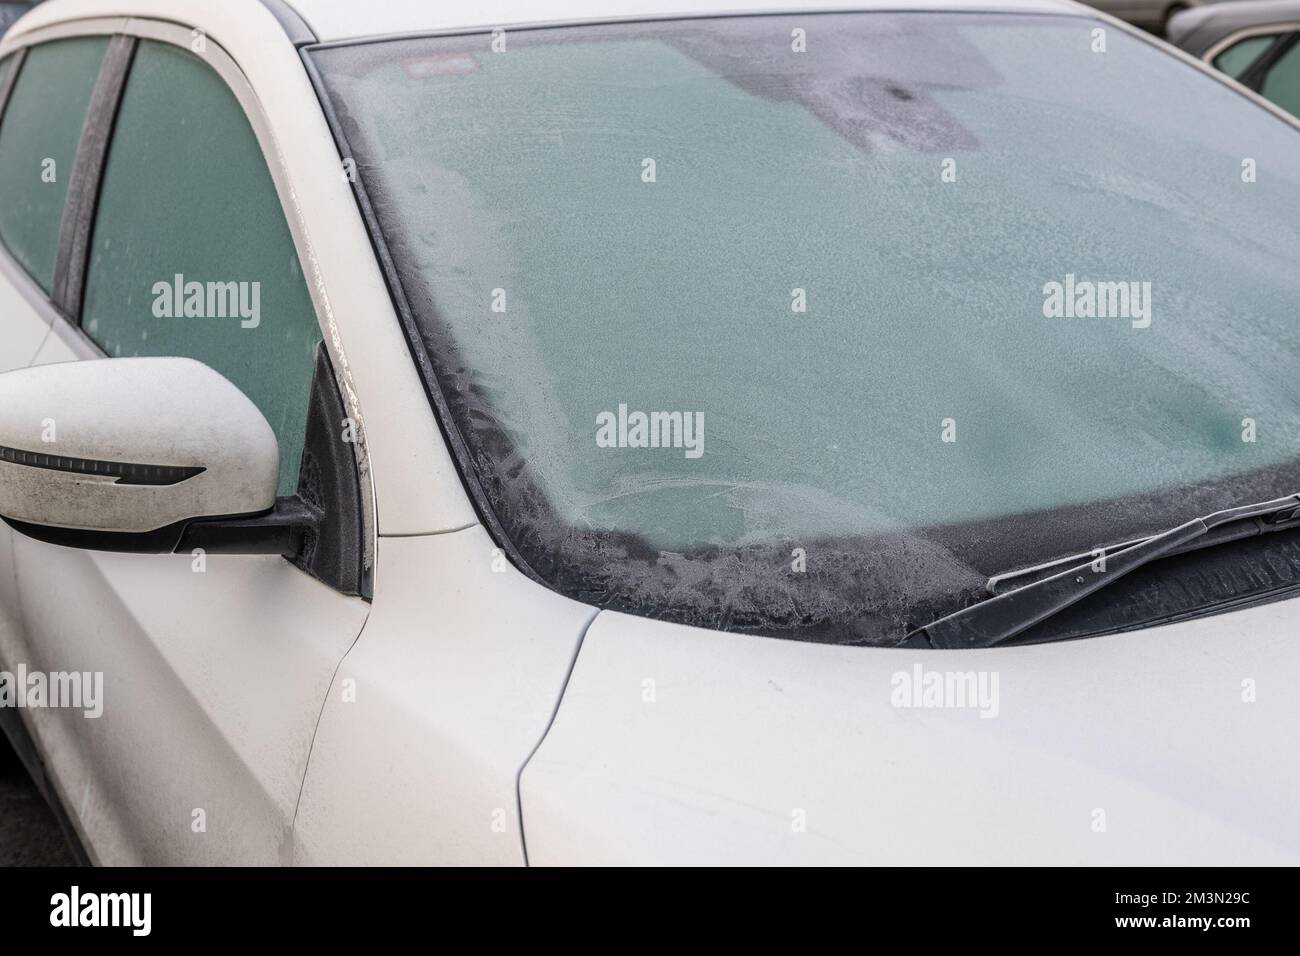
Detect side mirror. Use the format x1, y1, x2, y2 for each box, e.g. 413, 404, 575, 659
0, 357, 310, 554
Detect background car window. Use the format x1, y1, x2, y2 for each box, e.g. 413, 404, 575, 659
0, 37, 107, 292
82, 40, 320, 496
1260, 38, 1300, 117
0, 3, 31, 38
1212, 34, 1279, 79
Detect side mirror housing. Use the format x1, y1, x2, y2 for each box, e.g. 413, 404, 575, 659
0, 357, 291, 552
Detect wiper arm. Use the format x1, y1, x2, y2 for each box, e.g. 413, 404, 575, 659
910, 494, 1300, 650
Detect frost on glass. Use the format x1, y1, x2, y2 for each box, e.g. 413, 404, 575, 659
0, 37, 108, 291
314, 14, 1300, 643
83, 42, 320, 496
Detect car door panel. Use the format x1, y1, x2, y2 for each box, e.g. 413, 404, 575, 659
11, 533, 367, 864
0, 21, 372, 865
10, 187, 371, 867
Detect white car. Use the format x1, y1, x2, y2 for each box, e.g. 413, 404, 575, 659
1081, 0, 1208, 35
0, 0, 1299, 867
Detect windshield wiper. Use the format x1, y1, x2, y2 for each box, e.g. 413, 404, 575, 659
909, 494, 1300, 650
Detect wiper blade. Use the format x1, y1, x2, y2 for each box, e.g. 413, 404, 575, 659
910, 494, 1300, 650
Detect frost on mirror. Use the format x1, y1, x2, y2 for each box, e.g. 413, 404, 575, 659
313, 14, 1300, 643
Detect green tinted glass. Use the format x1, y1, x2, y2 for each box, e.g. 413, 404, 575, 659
0, 37, 107, 291
83, 41, 320, 496
316, 17, 1300, 548
311, 13, 1300, 642
1261, 38, 1300, 117
1213, 35, 1276, 79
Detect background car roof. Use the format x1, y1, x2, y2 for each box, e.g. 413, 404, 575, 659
285, 0, 1086, 43
1169, 0, 1300, 58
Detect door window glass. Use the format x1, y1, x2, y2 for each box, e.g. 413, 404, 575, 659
83, 40, 321, 496
0, 37, 107, 292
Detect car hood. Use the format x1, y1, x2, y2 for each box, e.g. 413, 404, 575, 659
522, 597, 1300, 863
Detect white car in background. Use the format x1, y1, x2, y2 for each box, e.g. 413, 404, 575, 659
1, 0, 1299, 866
1082, 0, 1208, 35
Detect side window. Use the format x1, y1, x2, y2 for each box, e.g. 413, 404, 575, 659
1259, 37, 1300, 118
1212, 34, 1279, 80
0, 37, 107, 292
83, 40, 321, 496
